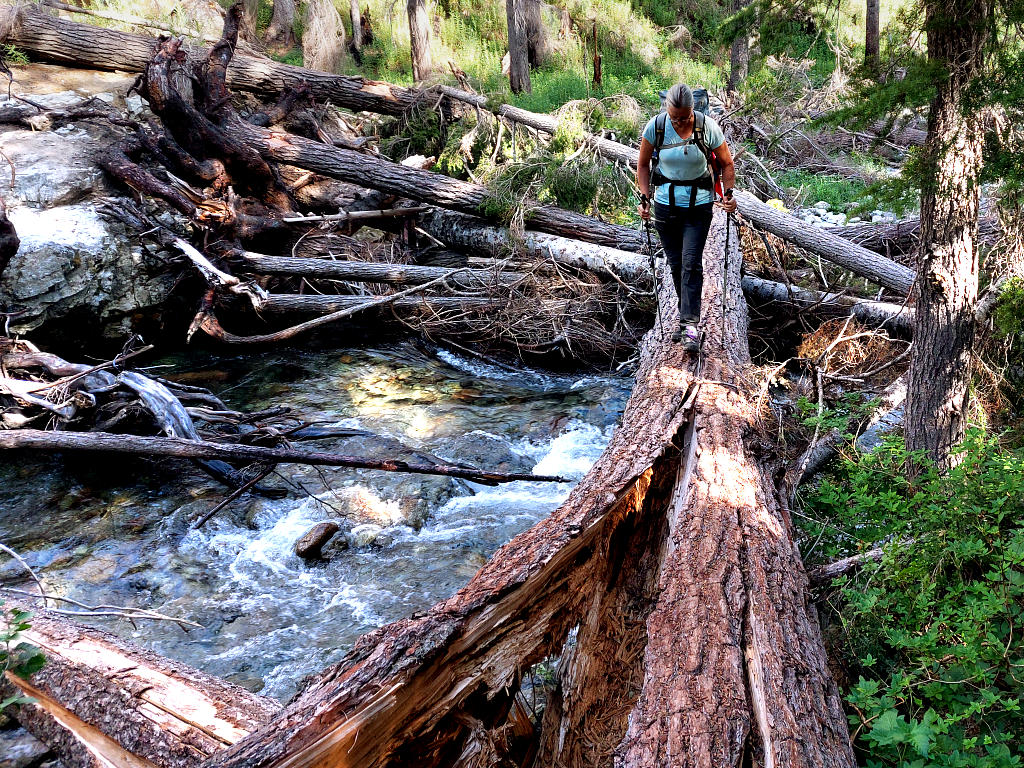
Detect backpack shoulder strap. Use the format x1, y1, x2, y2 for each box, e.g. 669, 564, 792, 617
654, 112, 667, 152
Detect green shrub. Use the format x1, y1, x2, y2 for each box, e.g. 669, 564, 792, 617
1, 601, 45, 712
544, 161, 601, 212
775, 169, 868, 210
806, 433, 1024, 767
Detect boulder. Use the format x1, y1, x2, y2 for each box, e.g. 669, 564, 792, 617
294, 521, 341, 559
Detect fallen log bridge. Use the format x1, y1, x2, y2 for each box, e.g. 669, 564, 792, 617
7, 208, 855, 767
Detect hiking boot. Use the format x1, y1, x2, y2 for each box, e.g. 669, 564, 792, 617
681, 323, 701, 352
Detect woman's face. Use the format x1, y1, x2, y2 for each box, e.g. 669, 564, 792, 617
668, 105, 694, 131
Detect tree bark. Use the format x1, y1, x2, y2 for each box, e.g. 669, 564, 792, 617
865, 0, 880, 72
3, 611, 280, 768
349, 0, 363, 54
303, 0, 346, 73
260, 294, 495, 312
824, 214, 998, 257
266, 0, 296, 47
728, 0, 750, 91
523, 0, 549, 67
415, 207, 649, 282
906, 0, 991, 468
506, 0, 531, 93
736, 191, 915, 294
407, 0, 433, 81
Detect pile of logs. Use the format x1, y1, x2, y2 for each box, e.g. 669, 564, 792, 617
0, 3, 947, 765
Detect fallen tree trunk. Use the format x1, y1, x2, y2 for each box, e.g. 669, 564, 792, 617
742, 274, 913, 334
236, 253, 525, 287
260, 293, 495, 313
824, 213, 999, 257
197, 210, 853, 768
3, 611, 280, 768
0, 3, 422, 115
0, 429, 563, 485
736, 192, 915, 294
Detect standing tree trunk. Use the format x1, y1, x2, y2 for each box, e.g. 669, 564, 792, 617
906, 0, 992, 468
304, 0, 346, 73
266, 0, 295, 48
350, 0, 363, 55
728, 0, 749, 91
239, 0, 260, 42
506, 0, 531, 93
407, 0, 433, 81
524, 0, 549, 67
591, 21, 601, 86
865, 0, 880, 72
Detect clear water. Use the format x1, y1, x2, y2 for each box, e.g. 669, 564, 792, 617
0, 341, 630, 700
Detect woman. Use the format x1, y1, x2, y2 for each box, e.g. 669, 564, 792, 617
637, 84, 737, 350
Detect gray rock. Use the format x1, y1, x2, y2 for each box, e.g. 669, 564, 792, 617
125, 93, 146, 117
1, 203, 176, 336
0, 726, 51, 768
350, 523, 385, 547
814, 200, 830, 210
294, 521, 341, 559
0, 128, 110, 208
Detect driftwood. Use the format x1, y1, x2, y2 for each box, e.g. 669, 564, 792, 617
3, 610, 281, 768
0, 429, 566, 485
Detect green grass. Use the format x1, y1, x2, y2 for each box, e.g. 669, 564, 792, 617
775, 169, 868, 210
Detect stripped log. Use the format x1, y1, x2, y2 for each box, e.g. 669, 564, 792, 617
257, 293, 494, 313
3, 610, 280, 768
0, 429, 565, 485
742, 274, 913, 334
198, 211, 853, 768
236, 253, 525, 287
415, 206, 651, 284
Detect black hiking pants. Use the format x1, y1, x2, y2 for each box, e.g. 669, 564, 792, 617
653, 201, 714, 324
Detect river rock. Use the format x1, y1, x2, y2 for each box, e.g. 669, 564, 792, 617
294, 521, 341, 559
0, 726, 51, 768
0, 109, 179, 337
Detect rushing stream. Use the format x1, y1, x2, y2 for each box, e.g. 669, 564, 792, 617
0, 341, 631, 700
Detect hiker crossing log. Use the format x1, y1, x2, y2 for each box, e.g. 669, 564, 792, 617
2, 611, 280, 768
194, 210, 854, 768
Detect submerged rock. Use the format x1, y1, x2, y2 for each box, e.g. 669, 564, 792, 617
294, 521, 341, 559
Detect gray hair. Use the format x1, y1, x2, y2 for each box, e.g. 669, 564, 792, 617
665, 84, 694, 111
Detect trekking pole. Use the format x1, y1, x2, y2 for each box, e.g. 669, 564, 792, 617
721, 195, 732, 345
642, 195, 664, 341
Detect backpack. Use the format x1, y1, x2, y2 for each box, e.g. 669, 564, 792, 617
651, 87, 723, 205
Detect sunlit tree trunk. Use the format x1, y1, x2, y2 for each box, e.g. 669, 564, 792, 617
524, 0, 549, 68
266, 0, 295, 47
506, 0, 531, 92
350, 0, 363, 54
865, 0, 880, 71
304, 0, 346, 73
906, 0, 992, 468
728, 0, 749, 91
407, 0, 433, 81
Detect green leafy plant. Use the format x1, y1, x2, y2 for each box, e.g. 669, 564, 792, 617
806, 433, 1024, 767
1, 601, 45, 712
